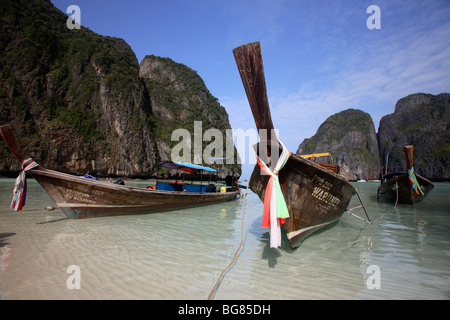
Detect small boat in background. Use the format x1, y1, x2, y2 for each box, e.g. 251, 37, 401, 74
377, 145, 434, 205
300, 152, 340, 174
0, 125, 239, 219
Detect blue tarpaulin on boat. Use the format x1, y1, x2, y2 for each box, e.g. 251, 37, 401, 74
156, 182, 184, 191
184, 184, 207, 193
156, 182, 209, 193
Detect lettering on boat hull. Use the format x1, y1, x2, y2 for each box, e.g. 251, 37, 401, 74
61, 183, 106, 204
311, 175, 341, 208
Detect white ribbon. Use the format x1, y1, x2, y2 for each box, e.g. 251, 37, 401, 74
11, 158, 39, 211
255, 141, 291, 248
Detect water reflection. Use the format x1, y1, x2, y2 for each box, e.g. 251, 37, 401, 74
0, 179, 449, 299
0, 233, 15, 273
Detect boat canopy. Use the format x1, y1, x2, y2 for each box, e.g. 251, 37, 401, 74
156, 161, 217, 174
300, 152, 331, 159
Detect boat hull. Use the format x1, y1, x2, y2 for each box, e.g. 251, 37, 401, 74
29, 168, 239, 219
249, 149, 356, 249
377, 173, 434, 205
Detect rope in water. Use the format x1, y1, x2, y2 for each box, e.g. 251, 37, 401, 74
207, 180, 250, 300
395, 177, 399, 208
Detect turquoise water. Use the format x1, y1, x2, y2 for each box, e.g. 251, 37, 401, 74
0, 178, 449, 299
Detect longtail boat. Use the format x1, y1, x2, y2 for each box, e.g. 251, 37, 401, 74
0, 125, 239, 218
300, 152, 339, 174
233, 42, 369, 249
377, 145, 434, 204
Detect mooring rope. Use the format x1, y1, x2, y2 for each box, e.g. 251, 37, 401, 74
346, 189, 371, 223
395, 177, 399, 208
207, 180, 250, 300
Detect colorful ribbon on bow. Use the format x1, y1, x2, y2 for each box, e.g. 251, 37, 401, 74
255, 141, 291, 248
11, 158, 39, 211
407, 166, 424, 195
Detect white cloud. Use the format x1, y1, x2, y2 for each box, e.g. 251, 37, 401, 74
265, 13, 450, 152
222, 0, 450, 176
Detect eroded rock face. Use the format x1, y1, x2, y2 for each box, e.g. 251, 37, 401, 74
139, 55, 241, 178
0, 0, 241, 179
296, 93, 449, 182
378, 93, 450, 181
297, 109, 381, 181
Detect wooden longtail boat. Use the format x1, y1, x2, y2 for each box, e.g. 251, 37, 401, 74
0, 125, 239, 218
377, 145, 434, 205
233, 42, 369, 249
300, 152, 339, 174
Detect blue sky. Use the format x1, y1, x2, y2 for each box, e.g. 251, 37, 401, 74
52, 0, 450, 180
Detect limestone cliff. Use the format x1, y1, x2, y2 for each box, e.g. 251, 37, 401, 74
139, 55, 240, 177
0, 0, 240, 179
296, 109, 381, 181
296, 94, 449, 182
0, 0, 157, 177
378, 93, 450, 181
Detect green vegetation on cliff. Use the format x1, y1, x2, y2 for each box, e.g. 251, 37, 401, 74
140, 55, 240, 175
298, 109, 375, 155
378, 93, 450, 180
0, 0, 144, 148
141, 55, 229, 147
0, 0, 240, 178
297, 108, 381, 180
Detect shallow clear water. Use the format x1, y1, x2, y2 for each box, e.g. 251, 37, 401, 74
0, 178, 449, 300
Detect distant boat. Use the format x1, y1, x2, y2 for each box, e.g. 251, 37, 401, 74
357, 179, 367, 183
0, 125, 239, 219
377, 145, 434, 205
299, 152, 340, 174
